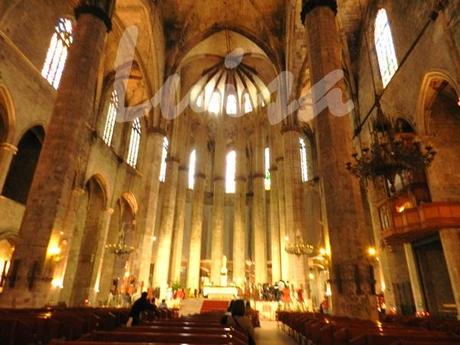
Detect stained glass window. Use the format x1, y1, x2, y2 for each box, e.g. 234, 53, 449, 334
188, 149, 196, 189
41, 18, 73, 89
102, 90, 118, 145
264, 147, 271, 190
299, 137, 308, 182
127, 118, 141, 168
159, 136, 168, 181
226, 150, 236, 193
375, 9, 398, 87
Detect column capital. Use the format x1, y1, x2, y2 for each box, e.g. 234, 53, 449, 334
213, 176, 225, 182
280, 123, 301, 134
104, 207, 114, 215
0, 142, 18, 154
252, 173, 265, 179
75, 0, 115, 32
301, 0, 337, 23
166, 156, 180, 164
148, 126, 168, 137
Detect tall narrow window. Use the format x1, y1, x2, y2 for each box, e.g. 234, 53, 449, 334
127, 118, 141, 168
188, 149, 196, 189
375, 9, 398, 87
226, 150, 236, 193
208, 91, 221, 114
243, 92, 253, 113
102, 90, 118, 145
264, 147, 271, 190
42, 17, 73, 89
226, 93, 237, 115
159, 136, 168, 182
299, 137, 308, 182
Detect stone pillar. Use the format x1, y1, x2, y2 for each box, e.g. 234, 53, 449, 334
282, 126, 307, 286
210, 127, 226, 285
303, 1, 377, 319
170, 118, 191, 284
273, 129, 289, 281
233, 131, 247, 285
88, 207, 114, 304
186, 126, 208, 291
169, 165, 188, 284
136, 129, 165, 289
253, 124, 268, 284
0, 142, 17, 191
268, 131, 282, 283
439, 229, 460, 318
403, 243, 427, 313
0, 0, 114, 307
153, 121, 183, 293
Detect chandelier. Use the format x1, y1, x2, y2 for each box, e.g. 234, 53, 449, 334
346, 105, 436, 192
105, 224, 135, 256
285, 232, 315, 256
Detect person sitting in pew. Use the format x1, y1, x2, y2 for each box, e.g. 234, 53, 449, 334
129, 292, 159, 325
222, 299, 256, 345
159, 299, 168, 309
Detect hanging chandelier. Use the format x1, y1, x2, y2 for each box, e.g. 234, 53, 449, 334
105, 224, 135, 256
285, 232, 315, 256
346, 104, 436, 192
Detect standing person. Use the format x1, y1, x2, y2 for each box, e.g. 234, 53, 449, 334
128, 292, 159, 326
223, 299, 256, 345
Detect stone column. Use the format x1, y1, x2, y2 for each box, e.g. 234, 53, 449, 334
0, 0, 114, 308
186, 126, 208, 291
170, 118, 191, 284
303, 1, 377, 319
169, 165, 188, 284
273, 128, 289, 281
88, 207, 114, 304
253, 124, 268, 284
439, 229, 460, 318
210, 127, 226, 285
136, 129, 165, 289
233, 131, 247, 285
268, 132, 282, 283
153, 121, 182, 293
282, 126, 307, 286
0, 142, 17, 191
403, 243, 427, 313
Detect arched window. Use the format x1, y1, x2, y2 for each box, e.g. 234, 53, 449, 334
375, 9, 398, 87
208, 91, 221, 115
299, 137, 308, 182
226, 150, 236, 193
226, 93, 237, 115
159, 136, 168, 182
42, 17, 73, 89
188, 149, 196, 189
243, 92, 253, 113
264, 147, 271, 190
102, 90, 118, 145
127, 118, 141, 168
2, 126, 45, 204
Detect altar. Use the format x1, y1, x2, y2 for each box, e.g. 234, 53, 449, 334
202, 286, 239, 299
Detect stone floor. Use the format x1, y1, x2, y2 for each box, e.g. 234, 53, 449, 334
254, 321, 297, 345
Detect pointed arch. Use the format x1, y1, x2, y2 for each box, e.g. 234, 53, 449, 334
0, 85, 16, 143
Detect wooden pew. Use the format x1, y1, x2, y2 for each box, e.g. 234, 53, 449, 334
350, 333, 460, 345
79, 330, 239, 344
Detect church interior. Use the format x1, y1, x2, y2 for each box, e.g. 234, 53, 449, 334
1, 0, 460, 344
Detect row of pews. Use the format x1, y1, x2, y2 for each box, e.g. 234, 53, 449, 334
52, 312, 248, 345
0, 307, 177, 345
277, 311, 460, 345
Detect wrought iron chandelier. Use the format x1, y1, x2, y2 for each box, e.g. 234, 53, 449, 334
105, 224, 135, 256
346, 104, 436, 192
285, 232, 315, 256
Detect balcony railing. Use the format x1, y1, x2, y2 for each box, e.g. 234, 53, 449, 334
379, 201, 460, 245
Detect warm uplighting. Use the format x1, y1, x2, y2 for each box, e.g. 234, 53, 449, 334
51, 277, 63, 288
319, 247, 327, 256
367, 246, 377, 257
309, 273, 314, 280
47, 245, 62, 257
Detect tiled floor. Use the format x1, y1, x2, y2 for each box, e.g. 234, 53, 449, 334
254, 321, 297, 345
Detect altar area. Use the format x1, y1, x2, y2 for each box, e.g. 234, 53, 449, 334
202, 286, 239, 299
